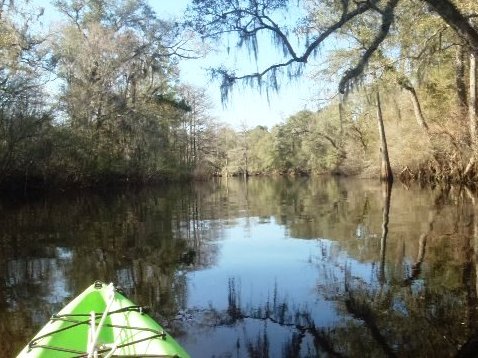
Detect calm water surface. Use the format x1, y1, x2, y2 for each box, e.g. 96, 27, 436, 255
1, 177, 477, 357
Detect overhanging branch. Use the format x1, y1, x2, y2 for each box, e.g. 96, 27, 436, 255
203, 0, 376, 101
338, 0, 399, 93
423, 0, 478, 52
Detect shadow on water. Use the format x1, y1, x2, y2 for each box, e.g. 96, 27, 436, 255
1, 177, 478, 357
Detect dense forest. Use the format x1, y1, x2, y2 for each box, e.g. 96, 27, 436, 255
0, 0, 218, 190
2, 0, 478, 190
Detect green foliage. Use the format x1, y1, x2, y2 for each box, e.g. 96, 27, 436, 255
3, 0, 478, 188
0, 0, 220, 190
184, 0, 478, 182
0, 2, 53, 187
246, 126, 275, 173
214, 108, 348, 176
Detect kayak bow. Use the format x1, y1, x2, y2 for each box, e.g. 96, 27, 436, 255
17, 281, 190, 358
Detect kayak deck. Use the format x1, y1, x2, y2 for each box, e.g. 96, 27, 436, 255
17, 281, 190, 357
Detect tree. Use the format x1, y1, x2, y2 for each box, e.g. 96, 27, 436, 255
176, 84, 217, 175
186, 0, 401, 181
375, 90, 393, 182
247, 125, 274, 173
0, 1, 52, 186
51, 0, 195, 181
187, 0, 478, 181
189, 0, 478, 95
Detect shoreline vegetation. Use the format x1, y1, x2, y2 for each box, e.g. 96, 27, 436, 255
2, 1, 478, 195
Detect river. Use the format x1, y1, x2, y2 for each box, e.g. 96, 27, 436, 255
1, 177, 477, 357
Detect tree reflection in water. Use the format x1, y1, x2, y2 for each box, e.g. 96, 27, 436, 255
1, 178, 478, 357
0, 187, 207, 356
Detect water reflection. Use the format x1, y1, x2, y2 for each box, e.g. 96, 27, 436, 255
1, 178, 478, 357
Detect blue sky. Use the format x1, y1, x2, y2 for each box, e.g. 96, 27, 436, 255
155, 0, 320, 129
33, 0, 322, 129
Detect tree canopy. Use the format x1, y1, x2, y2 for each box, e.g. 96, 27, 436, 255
187, 0, 478, 96
0, 0, 218, 190
2, 0, 478, 189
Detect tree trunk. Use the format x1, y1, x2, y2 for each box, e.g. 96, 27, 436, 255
470, 52, 477, 144
376, 91, 393, 182
465, 52, 477, 178
338, 99, 344, 141
406, 85, 429, 133
456, 45, 468, 111
397, 76, 430, 133
423, 0, 478, 52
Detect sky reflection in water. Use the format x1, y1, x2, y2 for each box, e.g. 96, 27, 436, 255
182, 217, 376, 356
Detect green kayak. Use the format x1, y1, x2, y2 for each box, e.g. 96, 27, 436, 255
17, 281, 191, 358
